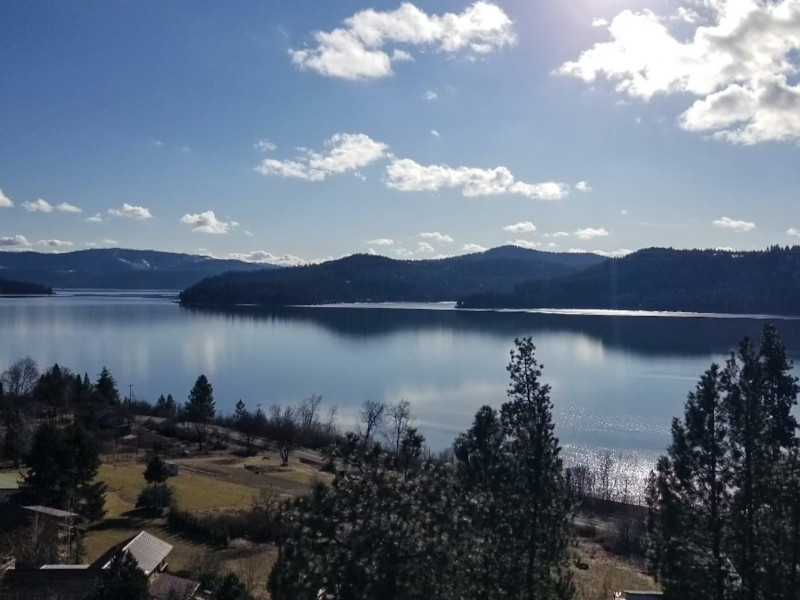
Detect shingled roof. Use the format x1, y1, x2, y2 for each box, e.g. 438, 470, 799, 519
149, 573, 200, 600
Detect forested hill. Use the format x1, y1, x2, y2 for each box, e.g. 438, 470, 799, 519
0, 249, 278, 289
0, 277, 52, 295
179, 246, 606, 305
458, 246, 800, 315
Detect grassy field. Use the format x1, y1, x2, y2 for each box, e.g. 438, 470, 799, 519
85, 455, 306, 598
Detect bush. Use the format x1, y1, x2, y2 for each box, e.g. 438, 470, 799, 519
135, 485, 174, 515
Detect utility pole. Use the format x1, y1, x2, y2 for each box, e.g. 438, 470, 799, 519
128, 383, 134, 405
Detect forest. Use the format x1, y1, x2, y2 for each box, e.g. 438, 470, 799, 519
0, 278, 51, 296
459, 246, 800, 315
179, 246, 604, 305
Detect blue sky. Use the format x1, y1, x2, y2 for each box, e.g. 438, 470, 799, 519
2, 0, 800, 264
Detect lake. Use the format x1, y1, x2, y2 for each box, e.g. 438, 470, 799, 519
3, 292, 800, 496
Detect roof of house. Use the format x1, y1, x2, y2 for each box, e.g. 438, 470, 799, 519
148, 573, 200, 600
23, 505, 80, 519
0, 568, 103, 600
96, 531, 173, 576
40, 565, 90, 570
0, 473, 19, 491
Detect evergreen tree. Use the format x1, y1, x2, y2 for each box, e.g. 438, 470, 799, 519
648, 325, 800, 600
499, 337, 575, 600
647, 365, 731, 600
143, 455, 170, 485
21, 423, 107, 521
88, 550, 149, 600
94, 367, 121, 405
185, 374, 215, 449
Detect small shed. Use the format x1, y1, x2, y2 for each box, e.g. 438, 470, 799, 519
164, 461, 180, 476
0, 473, 19, 501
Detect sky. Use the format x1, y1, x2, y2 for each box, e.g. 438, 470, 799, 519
2, 0, 800, 265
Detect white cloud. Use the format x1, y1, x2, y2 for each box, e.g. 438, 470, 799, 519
391, 49, 414, 62
425, 90, 438, 100
593, 248, 633, 258
223, 251, 310, 267
560, 2, 800, 145
574, 227, 610, 240
462, 243, 486, 253
417, 241, 435, 253
366, 238, 395, 246
788, 227, 800, 237
244, 230, 253, 237
85, 242, 99, 248
420, 231, 453, 243
0, 235, 31, 248
152, 140, 164, 147
575, 181, 592, 192
56, 202, 82, 213
508, 239, 541, 250
181, 146, 191, 153
86, 213, 103, 223
102, 238, 118, 245
713, 216, 756, 232
502, 221, 536, 234
543, 231, 570, 238
255, 133, 388, 181
36, 239, 74, 248
290, 2, 516, 80
393, 247, 415, 258
180, 210, 237, 234
22, 199, 53, 213
0, 188, 12, 208
621, 209, 628, 216
430, 129, 440, 137
547, 242, 558, 248
254, 139, 277, 152
108, 203, 152, 220
592, 17, 609, 27
385, 158, 569, 200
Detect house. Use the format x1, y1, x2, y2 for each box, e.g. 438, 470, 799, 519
0, 530, 201, 600
0, 474, 19, 502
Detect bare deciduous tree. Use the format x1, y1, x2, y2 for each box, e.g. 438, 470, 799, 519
1, 356, 39, 398
384, 399, 413, 454
358, 399, 386, 447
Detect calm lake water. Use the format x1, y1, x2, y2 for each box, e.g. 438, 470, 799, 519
3, 292, 800, 494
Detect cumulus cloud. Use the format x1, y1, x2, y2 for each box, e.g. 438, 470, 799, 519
574, 227, 609, 240
575, 181, 592, 192
290, 2, 516, 80
255, 133, 388, 181
0, 188, 12, 208
254, 139, 277, 152
180, 210, 238, 234
420, 231, 453, 243
0, 235, 31, 248
430, 129, 440, 137
425, 90, 438, 100
366, 238, 395, 246
788, 227, 800, 237
713, 216, 756, 232
593, 248, 633, 258
86, 213, 103, 223
385, 158, 569, 200
417, 241, 435, 253
36, 239, 74, 248
508, 239, 541, 250
391, 49, 414, 62
462, 243, 487, 253
102, 239, 118, 245
22, 199, 53, 213
393, 247, 415, 258
108, 203, 152, 220
503, 221, 536, 233
543, 231, 570, 238
560, 1, 800, 145
56, 202, 82, 213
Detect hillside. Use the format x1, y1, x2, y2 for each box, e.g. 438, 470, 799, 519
0, 277, 52, 295
458, 246, 800, 315
179, 246, 606, 305
0, 249, 278, 289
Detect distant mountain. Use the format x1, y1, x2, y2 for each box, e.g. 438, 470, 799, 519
179, 246, 606, 305
0, 249, 278, 289
458, 247, 800, 315
0, 277, 52, 295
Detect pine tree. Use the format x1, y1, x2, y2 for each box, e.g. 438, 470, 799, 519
647, 364, 731, 600
500, 337, 575, 600
184, 374, 215, 449
88, 551, 149, 600
94, 367, 120, 405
